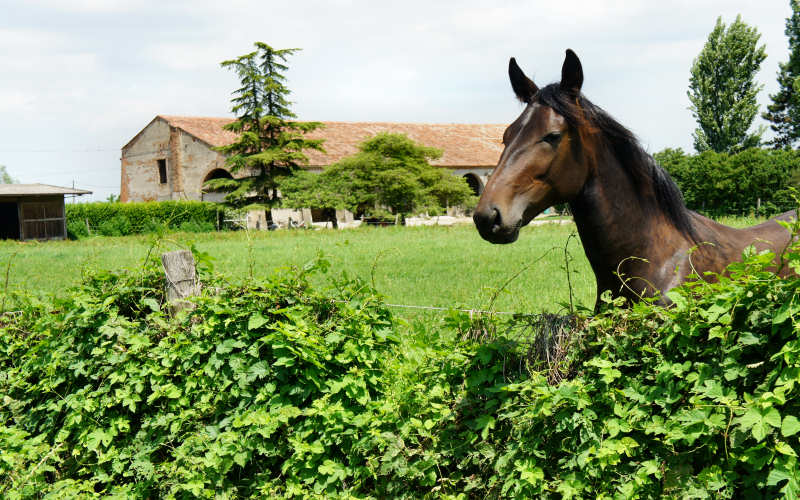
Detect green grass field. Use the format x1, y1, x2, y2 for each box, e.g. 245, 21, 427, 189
0, 216, 768, 315
0, 223, 595, 314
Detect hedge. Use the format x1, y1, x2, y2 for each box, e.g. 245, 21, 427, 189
3, 239, 800, 497
654, 147, 800, 216
65, 201, 223, 238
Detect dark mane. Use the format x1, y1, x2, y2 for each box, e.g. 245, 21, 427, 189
535, 83, 697, 241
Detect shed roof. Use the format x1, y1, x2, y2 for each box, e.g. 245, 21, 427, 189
0, 184, 92, 197
142, 115, 506, 168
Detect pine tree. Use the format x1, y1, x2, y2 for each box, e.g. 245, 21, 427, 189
764, 1, 800, 149
206, 42, 324, 208
688, 16, 767, 153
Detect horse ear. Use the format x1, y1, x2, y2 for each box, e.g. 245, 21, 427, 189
560, 49, 583, 95
509, 57, 538, 103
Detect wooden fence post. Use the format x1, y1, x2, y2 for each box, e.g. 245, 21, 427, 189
161, 250, 200, 314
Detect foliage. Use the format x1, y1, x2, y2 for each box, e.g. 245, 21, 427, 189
280, 133, 476, 218
688, 15, 767, 153
0, 257, 398, 497
208, 42, 324, 209
654, 147, 800, 215
3, 224, 800, 497
764, 0, 800, 149
97, 214, 133, 237
65, 200, 221, 238
0, 165, 17, 184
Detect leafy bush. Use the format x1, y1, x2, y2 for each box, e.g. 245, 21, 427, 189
66, 200, 221, 237
66, 218, 89, 239
654, 147, 800, 216
2, 233, 800, 497
97, 214, 132, 236
0, 258, 398, 497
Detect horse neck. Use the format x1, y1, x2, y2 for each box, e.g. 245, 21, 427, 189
568, 147, 687, 274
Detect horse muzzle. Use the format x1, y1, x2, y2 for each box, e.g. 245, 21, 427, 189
473, 206, 520, 244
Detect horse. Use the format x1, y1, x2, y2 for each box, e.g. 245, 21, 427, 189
473, 49, 796, 310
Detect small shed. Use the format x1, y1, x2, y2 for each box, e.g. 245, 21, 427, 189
0, 184, 92, 241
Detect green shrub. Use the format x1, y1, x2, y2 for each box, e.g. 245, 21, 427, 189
0, 258, 398, 497
66, 200, 221, 237
66, 219, 88, 240
97, 214, 132, 236
140, 218, 167, 234
3, 231, 800, 497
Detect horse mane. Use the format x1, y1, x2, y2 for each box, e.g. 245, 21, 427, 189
535, 83, 698, 241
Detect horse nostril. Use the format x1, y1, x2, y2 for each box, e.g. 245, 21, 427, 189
474, 206, 504, 236
490, 208, 502, 233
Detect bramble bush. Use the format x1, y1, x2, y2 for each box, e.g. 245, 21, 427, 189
2, 230, 800, 497
65, 201, 222, 238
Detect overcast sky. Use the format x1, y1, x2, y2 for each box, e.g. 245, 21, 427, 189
0, 0, 793, 201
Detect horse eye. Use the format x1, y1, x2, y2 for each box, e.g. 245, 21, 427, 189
542, 132, 562, 146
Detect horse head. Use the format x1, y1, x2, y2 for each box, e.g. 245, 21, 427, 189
474, 49, 593, 244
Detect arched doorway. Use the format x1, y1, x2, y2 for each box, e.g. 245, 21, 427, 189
201, 168, 233, 202
464, 173, 483, 196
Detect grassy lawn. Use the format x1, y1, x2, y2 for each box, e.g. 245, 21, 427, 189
0, 223, 595, 314
0, 215, 770, 315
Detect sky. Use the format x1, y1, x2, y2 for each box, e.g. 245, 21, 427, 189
0, 0, 794, 201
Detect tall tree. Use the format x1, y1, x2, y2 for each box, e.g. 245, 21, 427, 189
763, 1, 800, 149
688, 15, 767, 153
0, 165, 17, 184
206, 42, 324, 208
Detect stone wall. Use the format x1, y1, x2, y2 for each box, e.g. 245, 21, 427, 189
179, 133, 230, 201
122, 118, 249, 202
120, 119, 173, 202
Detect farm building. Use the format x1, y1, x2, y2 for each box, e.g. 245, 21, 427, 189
0, 184, 91, 240
120, 116, 505, 205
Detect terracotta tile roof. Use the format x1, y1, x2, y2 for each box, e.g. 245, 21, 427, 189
0, 184, 92, 196
158, 115, 239, 149
156, 115, 505, 168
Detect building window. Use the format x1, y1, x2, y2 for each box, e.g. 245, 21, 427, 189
157, 159, 167, 184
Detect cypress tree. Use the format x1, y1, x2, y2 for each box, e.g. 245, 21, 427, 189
688, 16, 767, 153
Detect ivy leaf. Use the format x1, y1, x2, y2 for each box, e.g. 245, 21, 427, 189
774, 298, 800, 325
782, 415, 800, 438
318, 459, 347, 485
586, 358, 622, 383
474, 415, 496, 440
516, 459, 544, 485
738, 331, 761, 345
216, 339, 246, 354
85, 428, 113, 451
666, 290, 687, 310
249, 361, 269, 379
775, 440, 798, 457
736, 406, 781, 442
767, 455, 800, 494
142, 297, 160, 312
248, 312, 268, 331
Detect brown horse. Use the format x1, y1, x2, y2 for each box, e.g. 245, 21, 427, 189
473, 49, 796, 309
